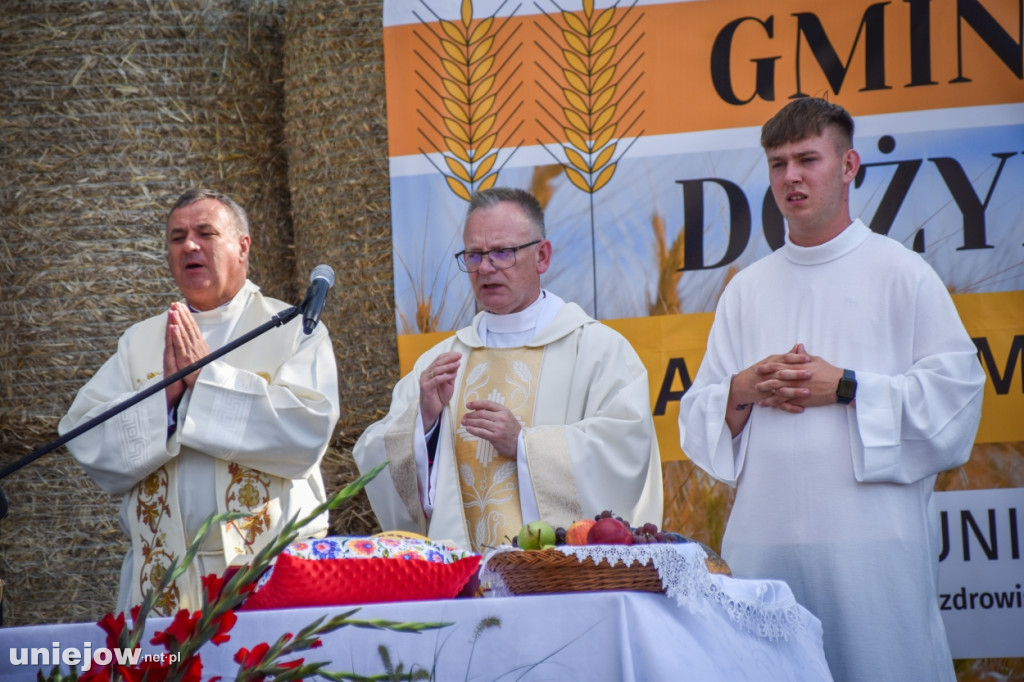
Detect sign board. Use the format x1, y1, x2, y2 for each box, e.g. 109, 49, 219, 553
937, 488, 1024, 659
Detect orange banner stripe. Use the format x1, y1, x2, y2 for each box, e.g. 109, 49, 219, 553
385, 0, 1022, 159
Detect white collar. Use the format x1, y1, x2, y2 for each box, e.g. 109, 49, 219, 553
483, 291, 546, 333
784, 219, 869, 266
188, 280, 256, 325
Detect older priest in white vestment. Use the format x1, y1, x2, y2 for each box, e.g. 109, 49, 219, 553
59, 188, 340, 616
678, 98, 985, 681
354, 188, 663, 553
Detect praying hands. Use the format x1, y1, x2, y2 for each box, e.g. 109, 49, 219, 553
164, 301, 211, 409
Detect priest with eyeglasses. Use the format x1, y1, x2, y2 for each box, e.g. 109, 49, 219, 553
354, 187, 663, 552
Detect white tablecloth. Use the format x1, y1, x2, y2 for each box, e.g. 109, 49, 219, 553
1, 568, 833, 680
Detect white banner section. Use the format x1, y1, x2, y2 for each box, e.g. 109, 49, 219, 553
936, 488, 1024, 659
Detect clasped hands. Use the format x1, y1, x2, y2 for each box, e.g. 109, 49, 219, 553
164, 302, 211, 409
734, 343, 845, 415
419, 351, 520, 458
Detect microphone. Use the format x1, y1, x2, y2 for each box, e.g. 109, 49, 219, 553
301, 264, 335, 334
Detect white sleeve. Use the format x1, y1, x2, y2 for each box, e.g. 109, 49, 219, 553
177, 323, 339, 481
851, 274, 984, 484
678, 295, 747, 486
516, 430, 540, 522
417, 412, 436, 513
58, 331, 178, 495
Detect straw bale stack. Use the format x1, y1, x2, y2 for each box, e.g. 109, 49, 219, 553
282, 0, 394, 539
0, 0, 298, 625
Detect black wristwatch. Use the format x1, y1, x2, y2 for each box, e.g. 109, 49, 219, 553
836, 369, 857, 405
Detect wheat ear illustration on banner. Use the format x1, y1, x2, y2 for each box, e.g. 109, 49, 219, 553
534, 0, 646, 317
413, 0, 526, 202
534, 1, 645, 194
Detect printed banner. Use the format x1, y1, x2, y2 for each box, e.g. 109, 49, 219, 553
384, 0, 1024, 662
936, 488, 1024, 659
384, 0, 1024, 446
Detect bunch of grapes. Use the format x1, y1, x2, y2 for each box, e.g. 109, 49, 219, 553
592, 510, 688, 544
594, 509, 629, 524
632, 522, 669, 544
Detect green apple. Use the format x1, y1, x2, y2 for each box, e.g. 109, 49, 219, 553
517, 520, 556, 550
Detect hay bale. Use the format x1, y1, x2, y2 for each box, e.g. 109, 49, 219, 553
282, 0, 393, 538
0, 0, 294, 625
0, 421, 125, 627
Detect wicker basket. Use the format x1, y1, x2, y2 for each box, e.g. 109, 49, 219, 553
485, 549, 665, 595
485, 543, 732, 596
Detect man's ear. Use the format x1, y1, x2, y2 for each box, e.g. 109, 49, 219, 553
536, 239, 553, 275
842, 148, 861, 183
238, 234, 252, 262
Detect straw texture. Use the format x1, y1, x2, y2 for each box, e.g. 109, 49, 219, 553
0, 0, 326, 626
281, 0, 394, 548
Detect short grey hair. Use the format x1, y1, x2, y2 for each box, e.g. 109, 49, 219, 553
465, 187, 546, 238
167, 188, 250, 237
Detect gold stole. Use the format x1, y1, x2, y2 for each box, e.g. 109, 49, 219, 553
453, 347, 543, 551
133, 462, 278, 615
125, 293, 286, 614
133, 464, 184, 614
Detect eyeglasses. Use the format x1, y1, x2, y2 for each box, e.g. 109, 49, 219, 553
454, 240, 541, 272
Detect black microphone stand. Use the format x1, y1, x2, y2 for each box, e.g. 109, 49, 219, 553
0, 302, 305, 624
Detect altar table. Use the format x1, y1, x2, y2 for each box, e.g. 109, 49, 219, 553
1, 581, 832, 680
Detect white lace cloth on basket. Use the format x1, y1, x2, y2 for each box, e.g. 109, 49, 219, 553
479, 542, 804, 642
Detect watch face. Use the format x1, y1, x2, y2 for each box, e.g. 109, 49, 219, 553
838, 379, 856, 399
837, 370, 857, 403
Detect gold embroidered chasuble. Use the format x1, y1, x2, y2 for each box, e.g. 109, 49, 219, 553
134, 461, 279, 614
453, 347, 544, 551
118, 287, 313, 614
352, 299, 664, 556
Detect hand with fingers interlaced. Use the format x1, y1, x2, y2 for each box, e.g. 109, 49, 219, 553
753, 343, 846, 411
725, 343, 845, 435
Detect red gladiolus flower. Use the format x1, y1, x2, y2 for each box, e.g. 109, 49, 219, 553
79, 666, 111, 682
151, 609, 201, 648
136, 659, 171, 682
178, 654, 204, 682
202, 573, 225, 603
111, 666, 144, 682
83, 612, 144, 682
234, 641, 270, 669
96, 611, 128, 649
211, 609, 238, 645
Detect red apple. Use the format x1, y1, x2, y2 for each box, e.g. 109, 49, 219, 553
565, 519, 596, 545
586, 517, 634, 545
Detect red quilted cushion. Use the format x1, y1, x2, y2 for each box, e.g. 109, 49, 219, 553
241, 553, 482, 611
